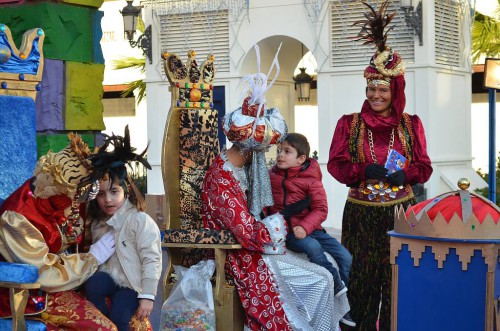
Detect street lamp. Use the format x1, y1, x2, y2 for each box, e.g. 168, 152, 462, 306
120, 0, 152, 64
293, 44, 313, 102
483, 58, 500, 203
400, 0, 423, 46
293, 68, 313, 102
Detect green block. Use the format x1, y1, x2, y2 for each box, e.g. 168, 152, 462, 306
61, 0, 104, 8
0, 2, 95, 62
37, 133, 95, 158
65, 61, 105, 130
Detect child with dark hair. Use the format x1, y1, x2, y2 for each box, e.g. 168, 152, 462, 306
85, 127, 162, 331
268, 132, 355, 327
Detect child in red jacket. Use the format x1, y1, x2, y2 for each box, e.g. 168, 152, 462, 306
269, 133, 355, 327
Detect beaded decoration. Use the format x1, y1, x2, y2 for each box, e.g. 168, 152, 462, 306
348, 113, 415, 203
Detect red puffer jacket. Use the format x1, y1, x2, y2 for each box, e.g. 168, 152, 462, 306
268, 158, 328, 235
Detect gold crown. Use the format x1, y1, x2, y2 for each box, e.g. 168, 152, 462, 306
394, 178, 500, 240
161, 50, 215, 110
0, 24, 45, 100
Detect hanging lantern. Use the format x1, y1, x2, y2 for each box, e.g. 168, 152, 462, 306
120, 0, 141, 41
293, 67, 313, 102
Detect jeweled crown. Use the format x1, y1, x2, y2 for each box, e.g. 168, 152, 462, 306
0, 24, 45, 99
161, 50, 215, 109
394, 179, 500, 240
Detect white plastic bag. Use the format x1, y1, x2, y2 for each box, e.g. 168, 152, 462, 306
160, 259, 216, 331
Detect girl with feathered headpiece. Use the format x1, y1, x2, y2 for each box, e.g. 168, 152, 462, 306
85, 126, 160, 330
0, 131, 125, 329
327, 1, 433, 329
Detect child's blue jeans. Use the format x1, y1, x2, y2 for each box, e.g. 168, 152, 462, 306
85, 271, 139, 331
286, 229, 352, 285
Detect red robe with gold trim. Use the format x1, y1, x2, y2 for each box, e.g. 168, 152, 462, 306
0, 180, 117, 330
202, 155, 291, 331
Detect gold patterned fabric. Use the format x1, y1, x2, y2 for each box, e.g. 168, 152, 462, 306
129, 314, 153, 331
33, 291, 117, 331
0, 212, 98, 292
178, 108, 219, 230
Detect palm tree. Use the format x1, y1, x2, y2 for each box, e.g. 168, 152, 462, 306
112, 17, 147, 103
113, 56, 146, 103
472, 1, 500, 205
472, 1, 500, 64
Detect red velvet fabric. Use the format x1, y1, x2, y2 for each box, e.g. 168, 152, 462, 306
360, 75, 406, 132
407, 195, 500, 224
327, 112, 433, 186
268, 159, 328, 235
0, 180, 64, 253
37, 291, 117, 330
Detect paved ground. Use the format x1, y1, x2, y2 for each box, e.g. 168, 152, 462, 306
325, 227, 342, 241
151, 249, 168, 331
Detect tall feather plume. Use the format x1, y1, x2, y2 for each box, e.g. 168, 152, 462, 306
351, 1, 396, 52
238, 43, 282, 117
89, 125, 151, 185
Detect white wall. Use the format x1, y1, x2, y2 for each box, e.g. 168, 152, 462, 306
128, 0, 482, 229
100, 0, 148, 152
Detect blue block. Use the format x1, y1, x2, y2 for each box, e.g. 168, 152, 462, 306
396, 244, 487, 331
0, 261, 39, 283
0, 95, 37, 200
0, 262, 43, 331
0, 319, 46, 331
93, 10, 104, 64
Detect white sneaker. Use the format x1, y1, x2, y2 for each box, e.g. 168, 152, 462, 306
334, 280, 347, 298
340, 312, 356, 327
334, 286, 348, 298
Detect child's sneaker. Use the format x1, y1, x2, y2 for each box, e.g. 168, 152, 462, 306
334, 280, 347, 298
340, 312, 356, 327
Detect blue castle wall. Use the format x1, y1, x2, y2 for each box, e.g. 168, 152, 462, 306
395, 244, 489, 330
0, 95, 36, 200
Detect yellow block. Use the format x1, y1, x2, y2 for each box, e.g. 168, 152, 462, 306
60, 0, 104, 8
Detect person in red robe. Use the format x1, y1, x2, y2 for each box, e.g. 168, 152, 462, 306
0, 133, 117, 330
0, 129, 152, 330
202, 44, 350, 331
327, 3, 433, 330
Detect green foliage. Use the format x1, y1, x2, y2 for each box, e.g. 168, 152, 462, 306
130, 160, 148, 195
472, 3, 500, 205
475, 153, 500, 206
312, 150, 318, 160
472, 2, 500, 64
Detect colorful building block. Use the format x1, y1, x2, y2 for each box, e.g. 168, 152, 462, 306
35, 59, 64, 131
0, 2, 97, 62
92, 10, 104, 64
64, 61, 105, 130
60, 0, 104, 8
36, 132, 95, 157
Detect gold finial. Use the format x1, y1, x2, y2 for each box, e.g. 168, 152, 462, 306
457, 178, 470, 190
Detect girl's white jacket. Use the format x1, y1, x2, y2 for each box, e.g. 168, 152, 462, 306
92, 199, 162, 298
